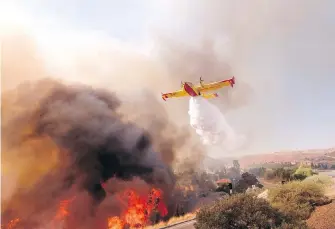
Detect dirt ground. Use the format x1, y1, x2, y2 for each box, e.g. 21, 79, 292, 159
307, 201, 335, 229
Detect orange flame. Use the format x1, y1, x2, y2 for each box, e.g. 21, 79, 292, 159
123, 190, 147, 226
2, 188, 167, 229
1, 218, 20, 229
108, 188, 167, 229
108, 217, 125, 229
54, 197, 76, 220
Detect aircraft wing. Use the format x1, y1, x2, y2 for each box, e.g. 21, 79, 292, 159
161, 90, 188, 101
196, 76, 235, 93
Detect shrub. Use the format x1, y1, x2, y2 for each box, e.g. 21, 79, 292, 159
235, 172, 263, 193
248, 167, 266, 177
215, 183, 231, 194
268, 180, 330, 221
303, 174, 334, 188
275, 221, 309, 229
264, 169, 276, 180
292, 173, 307, 181
194, 193, 299, 229
294, 165, 313, 177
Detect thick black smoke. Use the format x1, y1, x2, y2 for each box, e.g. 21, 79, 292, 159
33, 80, 170, 200
2, 78, 176, 227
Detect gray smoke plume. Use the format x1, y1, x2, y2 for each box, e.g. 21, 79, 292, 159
1, 78, 177, 228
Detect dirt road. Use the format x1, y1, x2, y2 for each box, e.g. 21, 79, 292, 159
160, 219, 196, 229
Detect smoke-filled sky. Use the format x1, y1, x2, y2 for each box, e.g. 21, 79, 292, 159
1, 0, 335, 156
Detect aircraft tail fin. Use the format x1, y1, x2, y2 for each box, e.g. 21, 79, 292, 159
161, 93, 167, 101
201, 93, 219, 99
230, 76, 235, 87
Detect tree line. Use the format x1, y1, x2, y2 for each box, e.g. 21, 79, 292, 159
248, 164, 315, 181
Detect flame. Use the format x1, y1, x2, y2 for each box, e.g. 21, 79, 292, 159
54, 196, 76, 221
181, 185, 195, 197
108, 217, 125, 229
1, 218, 20, 229
2, 188, 167, 229
123, 190, 147, 226
184, 185, 194, 192
108, 188, 168, 229
189, 185, 194, 191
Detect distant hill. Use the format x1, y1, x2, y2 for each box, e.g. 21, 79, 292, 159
326, 150, 335, 157
201, 148, 335, 170
237, 148, 335, 168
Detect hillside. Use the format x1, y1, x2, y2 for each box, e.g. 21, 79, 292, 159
235, 148, 334, 168
201, 148, 335, 170
307, 201, 335, 229
326, 150, 335, 157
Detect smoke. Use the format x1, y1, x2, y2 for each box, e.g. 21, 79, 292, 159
188, 97, 246, 151
154, 37, 253, 111
0, 5, 257, 225
1, 6, 215, 226
1, 79, 179, 227
150, 0, 335, 154
2, 1, 333, 159
2, 1, 332, 226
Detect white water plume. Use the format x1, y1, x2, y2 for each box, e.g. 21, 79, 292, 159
188, 97, 245, 151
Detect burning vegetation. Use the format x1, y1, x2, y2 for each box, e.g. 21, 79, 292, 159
2, 188, 167, 229
1, 79, 189, 229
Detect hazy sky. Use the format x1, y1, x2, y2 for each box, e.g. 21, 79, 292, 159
2, 0, 335, 155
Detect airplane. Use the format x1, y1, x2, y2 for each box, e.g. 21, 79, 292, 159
161, 76, 235, 101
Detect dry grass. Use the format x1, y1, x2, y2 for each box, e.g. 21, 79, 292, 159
326, 188, 335, 199
304, 175, 334, 188
325, 178, 335, 198
268, 180, 331, 222
146, 213, 196, 229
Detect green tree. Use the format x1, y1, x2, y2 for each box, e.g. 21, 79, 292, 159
248, 167, 266, 177
274, 167, 285, 178
264, 169, 276, 180
235, 172, 263, 193
294, 164, 313, 177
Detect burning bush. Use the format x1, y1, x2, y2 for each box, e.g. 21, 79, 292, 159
1, 79, 183, 229
2, 188, 167, 229
106, 188, 168, 228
